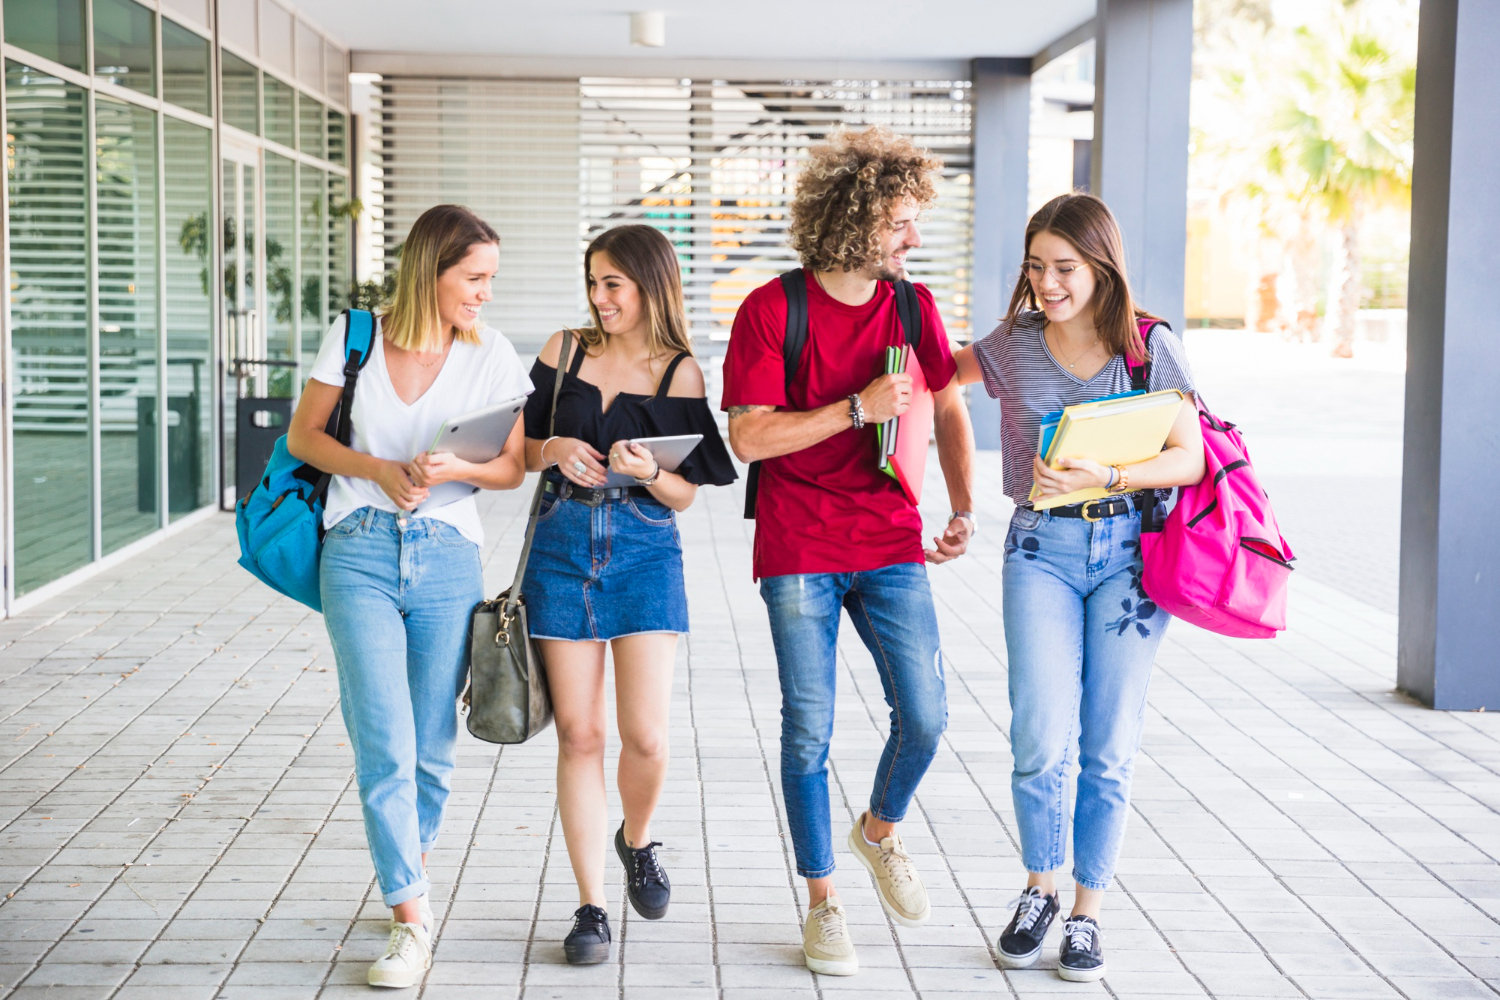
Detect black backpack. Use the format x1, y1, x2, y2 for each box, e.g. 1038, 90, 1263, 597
742, 268, 923, 519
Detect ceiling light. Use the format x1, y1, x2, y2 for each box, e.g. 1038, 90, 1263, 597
630, 11, 665, 48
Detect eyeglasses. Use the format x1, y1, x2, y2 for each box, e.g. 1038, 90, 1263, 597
1021, 261, 1089, 282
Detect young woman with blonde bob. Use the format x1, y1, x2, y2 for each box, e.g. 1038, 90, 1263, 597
287, 204, 533, 986
521, 224, 735, 964
953, 193, 1205, 982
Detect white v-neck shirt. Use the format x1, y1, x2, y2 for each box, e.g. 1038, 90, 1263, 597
307, 313, 533, 545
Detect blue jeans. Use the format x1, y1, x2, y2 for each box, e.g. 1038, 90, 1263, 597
319, 507, 483, 907
1002, 505, 1169, 891
760, 563, 947, 879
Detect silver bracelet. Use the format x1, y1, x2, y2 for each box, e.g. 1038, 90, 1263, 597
634, 460, 661, 486
848, 394, 866, 430
541, 435, 560, 466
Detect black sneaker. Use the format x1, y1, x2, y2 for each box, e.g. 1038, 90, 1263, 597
1058, 915, 1106, 982
563, 904, 611, 964
996, 886, 1060, 968
615, 824, 671, 919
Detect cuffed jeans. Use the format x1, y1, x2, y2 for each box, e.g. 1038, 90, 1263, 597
1002, 505, 1168, 891
319, 507, 483, 907
760, 562, 947, 879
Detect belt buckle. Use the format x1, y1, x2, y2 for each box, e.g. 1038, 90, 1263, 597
1081, 499, 1104, 523
575, 486, 604, 508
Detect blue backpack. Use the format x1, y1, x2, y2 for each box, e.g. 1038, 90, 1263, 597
235, 309, 375, 611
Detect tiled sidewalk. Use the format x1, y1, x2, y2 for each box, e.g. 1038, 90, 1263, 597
3, 459, 1499, 1000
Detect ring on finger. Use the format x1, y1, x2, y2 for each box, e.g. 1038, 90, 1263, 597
572, 460, 587, 475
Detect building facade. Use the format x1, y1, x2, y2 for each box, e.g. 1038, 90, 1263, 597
1, 0, 351, 611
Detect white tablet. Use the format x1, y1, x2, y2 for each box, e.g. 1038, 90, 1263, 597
603, 434, 704, 487
413, 396, 528, 514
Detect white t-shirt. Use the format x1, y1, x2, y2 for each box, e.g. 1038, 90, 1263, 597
307, 314, 533, 546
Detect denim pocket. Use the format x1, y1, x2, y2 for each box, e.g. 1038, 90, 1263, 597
624, 499, 674, 527
325, 510, 365, 538
1011, 507, 1044, 531
535, 493, 563, 523
431, 520, 477, 550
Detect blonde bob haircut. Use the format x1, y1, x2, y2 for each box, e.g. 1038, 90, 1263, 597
381, 204, 499, 353
787, 126, 941, 273
577, 224, 693, 358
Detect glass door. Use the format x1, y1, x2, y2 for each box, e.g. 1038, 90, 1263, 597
220, 139, 261, 507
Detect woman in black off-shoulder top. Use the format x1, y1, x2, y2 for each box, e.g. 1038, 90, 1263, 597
519, 225, 734, 965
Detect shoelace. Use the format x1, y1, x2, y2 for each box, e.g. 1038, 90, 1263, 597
876, 838, 918, 886
572, 904, 609, 938
1063, 917, 1096, 953
630, 841, 667, 886
814, 901, 850, 944
1005, 890, 1047, 933
383, 922, 426, 963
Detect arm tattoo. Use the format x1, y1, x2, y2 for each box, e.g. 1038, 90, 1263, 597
727, 405, 758, 419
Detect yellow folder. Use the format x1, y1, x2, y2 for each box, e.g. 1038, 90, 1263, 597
1029, 389, 1185, 510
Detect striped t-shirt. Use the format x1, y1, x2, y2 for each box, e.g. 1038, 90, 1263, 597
972, 311, 1196, 505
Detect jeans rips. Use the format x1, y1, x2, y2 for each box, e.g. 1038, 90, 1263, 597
759, 562, 947, 879
1002, 505, 1168, 891
319, 507, 483, 907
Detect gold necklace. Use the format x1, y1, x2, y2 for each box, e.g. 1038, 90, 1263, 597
1047, 324, 1100, 370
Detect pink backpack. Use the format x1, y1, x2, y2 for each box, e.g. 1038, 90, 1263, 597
1129, 322, 1294, 639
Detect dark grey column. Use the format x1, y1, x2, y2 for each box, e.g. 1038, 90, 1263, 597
1091, 0, 1192, 333
1398, 0, 1500, 710
967, 58, 1030, 450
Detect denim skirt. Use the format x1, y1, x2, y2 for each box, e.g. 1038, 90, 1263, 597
521, 489, 689, 640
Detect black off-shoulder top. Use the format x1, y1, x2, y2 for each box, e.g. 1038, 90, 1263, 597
524, 346, 737, 487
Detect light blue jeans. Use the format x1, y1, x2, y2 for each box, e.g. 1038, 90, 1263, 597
1002, 505, 1169, 891
319, 507, 483, 907
760, 563, 947, 878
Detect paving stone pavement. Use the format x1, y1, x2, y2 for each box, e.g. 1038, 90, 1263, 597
4, 332, 1498, 1000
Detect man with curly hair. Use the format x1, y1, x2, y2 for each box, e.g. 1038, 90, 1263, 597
721, 126, 976, 976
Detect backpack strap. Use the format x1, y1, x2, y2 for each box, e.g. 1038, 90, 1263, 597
654, 351, 692, 400
744, 270, 811, 519
302, 309, 375, 500
1127, 317, 1159, 393
891, 278, 923, 350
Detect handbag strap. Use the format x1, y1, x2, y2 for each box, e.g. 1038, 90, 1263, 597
503, 328, 573, 614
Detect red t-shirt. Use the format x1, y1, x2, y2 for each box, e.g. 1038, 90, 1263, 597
720, 272, 957, 579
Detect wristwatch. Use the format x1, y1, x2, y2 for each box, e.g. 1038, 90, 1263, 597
949, 511, 978, 535
848, 394, 866, 430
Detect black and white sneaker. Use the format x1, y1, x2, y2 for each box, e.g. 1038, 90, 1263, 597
1058, 915, 1106, 982
996, 886, 1060, 968
615, 824, 671, 919
563, 904, 611, 964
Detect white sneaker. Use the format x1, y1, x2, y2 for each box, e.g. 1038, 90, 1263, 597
388, 895, 434, 935
368, 921, 432, 988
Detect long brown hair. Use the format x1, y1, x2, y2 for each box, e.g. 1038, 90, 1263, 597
383, 204, 498, 352
579, 225, 693, 357
1004, 193, 1158, 364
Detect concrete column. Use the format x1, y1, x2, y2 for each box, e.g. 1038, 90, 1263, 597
1091, 0, 1192, 332
968, 58, 1031, 450
1398, 0, 1500, 710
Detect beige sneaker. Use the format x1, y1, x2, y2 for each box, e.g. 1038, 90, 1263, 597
847, 812, 930, 926
368, 921, 432, 988
389, 895, 434, 935
803, 896, 858, 976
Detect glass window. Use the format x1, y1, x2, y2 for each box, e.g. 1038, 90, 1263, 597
300, 164, 326, 369
328, 172, 350, 325
92, 0, 156, 97
299, 92, 325, 160
263, 73, 295, 149
5, 61, 92, 593
264, 151, 297, 389
221, 49, 259, 135
164, 118, 215, 515
2, 0, 86, 71
327, 108, 347, 167
95, 95, 161, 554
161, 17, 211, 116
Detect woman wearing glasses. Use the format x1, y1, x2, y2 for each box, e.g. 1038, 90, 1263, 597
522, 224, 735, 964
952, 193, 1205, 982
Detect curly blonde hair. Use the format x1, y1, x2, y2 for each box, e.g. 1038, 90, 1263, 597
787, 126, 942, 273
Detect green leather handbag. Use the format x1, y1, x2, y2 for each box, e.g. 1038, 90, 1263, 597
462, 330, 572, 744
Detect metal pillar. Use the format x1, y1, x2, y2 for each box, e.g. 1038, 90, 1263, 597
1397, 0, 1500, 711
1091, 0, 1192, 333
968, 58, 1030, 450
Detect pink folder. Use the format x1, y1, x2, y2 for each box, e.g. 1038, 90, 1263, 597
889, 354, 933, 504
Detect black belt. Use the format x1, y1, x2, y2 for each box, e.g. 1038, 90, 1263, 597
1045, 493, 1147, 522
544, 478, 655, 507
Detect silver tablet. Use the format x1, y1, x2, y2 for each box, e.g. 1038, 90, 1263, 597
413, 396, 528, 514
603, 434, 704, 487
